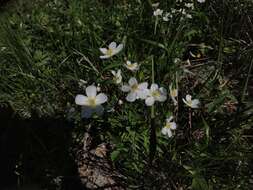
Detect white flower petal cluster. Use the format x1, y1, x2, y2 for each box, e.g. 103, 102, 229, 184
111, 69, 122, 84
184, 3, 194, 9
161, 116, 177, 138
75, 85, 108, 118
163, 12, 172, 22
121, 77, 149, 102
197, 0, 205, 3
145, 83, 167, 106
124, 61, 139, 71
153, 9, 163, 16
99, 42, 123, 59
182, 94, 200, 108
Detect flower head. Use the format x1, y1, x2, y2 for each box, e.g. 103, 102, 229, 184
169, 85, 178, 105
111, 69, 122, 84
124, 61, 139, 72
121, 77, 149, 102
182, 94, 200, 108
161, 116, 177, 138
145, 83, 167, 106
99, 42, 123, 59
163, 12, 172, 22
153, 9, 163, 16
185, 3, 194, 9
197, 0, 205, 3
75, 85, 108, 118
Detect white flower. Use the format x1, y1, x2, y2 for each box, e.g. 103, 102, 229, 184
151, 2, 160, 7
162, 13, 172, 22
174, 58, 181, 64
153, 9, 163, 16
75, 85, 108, 118
111, 69, 122, 84
124, 61, 139, 72
182, 94, 200, 108
118, 99, 123, 105
185, 14, 192, 19
145, 83, 167, 106
161, 116, 177, 138
121, 77, 149, 102
185, 3, 194, 9
99, 42, 123, 59
169, 85, 178, 105
197, 0, 205, 3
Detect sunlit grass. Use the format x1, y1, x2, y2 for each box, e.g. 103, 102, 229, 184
0, 0, 253, 189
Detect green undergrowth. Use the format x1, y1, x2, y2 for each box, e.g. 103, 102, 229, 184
0, 0, 253, 189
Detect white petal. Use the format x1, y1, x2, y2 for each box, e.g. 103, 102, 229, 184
129, 77, 138, 86
145, 97, 155, 106
109, 42, 117, 49
95, 93, 108, 105
172, 97, 178, 105
138, 82, 148, 90
161, 127, 168, 136
137, 89, 149, 99
126, 92, 137, 102
150, 83, 158, 91
100, 55, 111, 59
157, 94, 167, 102
116, 75, 122, 84
111, 70, 116, 75
159, 87, 167, 96
166, 129, 173, 137
126, 60, 131, 65
115, 44, 123, 54
99, 48, 107, 54
182, 98, 190, 107
191, 99, 200, 108
117, 69, 121, 75
186, 94, 192, 102
75, 95, 89, 106
121, 85, 131, 92
170, 122, 177, 130
86, 85, 97, 97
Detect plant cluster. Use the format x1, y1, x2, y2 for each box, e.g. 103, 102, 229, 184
0, 0, 253, 189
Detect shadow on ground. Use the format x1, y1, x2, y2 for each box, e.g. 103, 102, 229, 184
0, 104, 84, 190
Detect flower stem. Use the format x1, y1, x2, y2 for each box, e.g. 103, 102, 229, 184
149, 57, 156, 164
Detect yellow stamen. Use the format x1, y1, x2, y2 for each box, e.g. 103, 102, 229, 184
88, 98, 96, 107
165, 123, 172, 129
131, 84, 138, 91
106, 48, 113, 56
152, 90, 160, 97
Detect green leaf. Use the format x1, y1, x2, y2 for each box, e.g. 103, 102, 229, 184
191, 176, 210, 190
110, 150, 121, 161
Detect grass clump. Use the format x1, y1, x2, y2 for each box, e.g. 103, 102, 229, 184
0, 0, 253, 189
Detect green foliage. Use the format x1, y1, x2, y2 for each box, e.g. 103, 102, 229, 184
0, 0, 253, 189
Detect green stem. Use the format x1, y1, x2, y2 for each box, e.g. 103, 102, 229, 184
149, 57, 156, 164
242, 58, 253, 102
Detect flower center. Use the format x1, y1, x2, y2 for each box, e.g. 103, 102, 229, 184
131, 84, 139, 91
165, 123, 172, 129
128, 64, 134, 68
106, 48, 113, 56
152, 90, 160, 97
170, 89, 177, 97
88, 98, 96, 107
